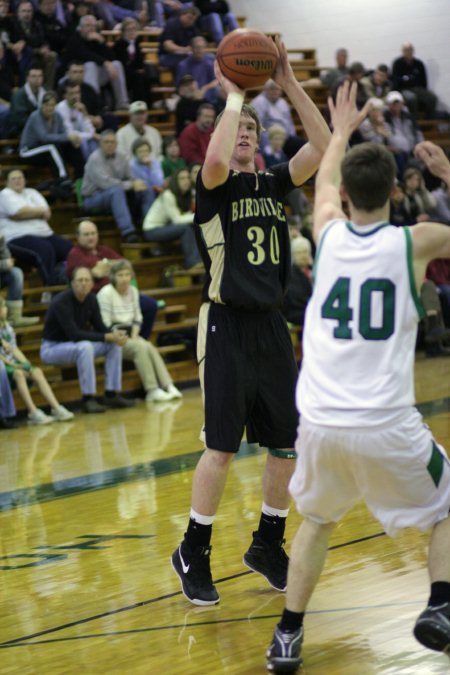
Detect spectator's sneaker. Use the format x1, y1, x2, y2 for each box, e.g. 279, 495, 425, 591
82, 399, 106, 414
51, 405, 74, 422
27, 409, 54, 425
103, 395, 135, 408
243, 532, 289, 592
166, 384, 183, 399
171, 540, 219, 606
146, 387, 173, 402
266, 625, 303, 673
414, 602, 450, 653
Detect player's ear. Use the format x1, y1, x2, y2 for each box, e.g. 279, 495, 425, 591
339, 184, 348, 202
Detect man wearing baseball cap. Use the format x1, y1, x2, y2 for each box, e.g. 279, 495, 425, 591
116, 101, 163, 162
384, 90, 424, 176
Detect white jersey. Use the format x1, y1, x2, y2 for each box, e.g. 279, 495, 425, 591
297, 219, 424, 427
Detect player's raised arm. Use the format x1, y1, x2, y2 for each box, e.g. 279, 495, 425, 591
409, 141, 450, 270
313, 82, 369, 242
201, 61, 245, 190
272, 36, 331, 186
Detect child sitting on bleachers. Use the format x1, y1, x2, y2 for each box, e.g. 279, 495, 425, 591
0, 297, 74, 425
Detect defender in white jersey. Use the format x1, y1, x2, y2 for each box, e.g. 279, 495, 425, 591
266, 82, 450, 673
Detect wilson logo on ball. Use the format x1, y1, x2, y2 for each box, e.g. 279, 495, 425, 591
235, 58, 275, 71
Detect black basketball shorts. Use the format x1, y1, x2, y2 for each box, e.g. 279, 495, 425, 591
197, 302, 299, 453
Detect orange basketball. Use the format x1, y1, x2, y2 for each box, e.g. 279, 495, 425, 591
216, 29, 278, 90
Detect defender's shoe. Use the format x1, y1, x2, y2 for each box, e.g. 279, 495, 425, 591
243, 532, 289, 591
266, 625, 303, 673
414, 602, 450, 653
171, 540, 219, 606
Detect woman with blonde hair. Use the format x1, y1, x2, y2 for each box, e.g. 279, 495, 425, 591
97, 260, 182, 402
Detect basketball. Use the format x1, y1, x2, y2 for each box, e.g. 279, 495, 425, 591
216, 29, 278, 90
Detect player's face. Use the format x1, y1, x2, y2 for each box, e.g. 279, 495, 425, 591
233, 115, 258, 165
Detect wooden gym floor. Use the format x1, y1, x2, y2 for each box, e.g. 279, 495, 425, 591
0, 355, 449, 674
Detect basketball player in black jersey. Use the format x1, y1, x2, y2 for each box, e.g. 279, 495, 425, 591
171, 37, 331, 606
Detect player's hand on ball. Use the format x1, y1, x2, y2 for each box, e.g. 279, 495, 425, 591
272, 36, 295, 88
214, 59, 245, 96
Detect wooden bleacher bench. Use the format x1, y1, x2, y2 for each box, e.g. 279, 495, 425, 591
120, 240, 182, 260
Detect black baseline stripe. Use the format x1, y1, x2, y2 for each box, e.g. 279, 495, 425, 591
0, 532, 385, 647
1, 598, 424, 648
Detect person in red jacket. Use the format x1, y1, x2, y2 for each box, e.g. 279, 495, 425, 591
178, 102, 215, 164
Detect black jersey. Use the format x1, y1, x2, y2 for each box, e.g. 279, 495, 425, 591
194, 164, 296, 311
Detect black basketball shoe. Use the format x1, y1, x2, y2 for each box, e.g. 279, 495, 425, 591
266, 625, 303, 672
171, 540, 219, 606
243, 532, 289, 591
414, 602, 450, 653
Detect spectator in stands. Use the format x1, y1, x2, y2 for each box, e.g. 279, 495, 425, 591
0, 233, 39, 326
431, 182, 450, 225
0, 359, 16, 428
19, 90, 86, 178
56, 81, 99, 160
40, 266, 134, 413
57, 60, 119, 134
251, 80, 303, 157
81, 129, 151, 243
7, 66, 45, 138
358, 97, 391, 145
113, 17, 154, 105
175, 73, 205, 136
361, 64, 391, 101
389, 182, 411, 227
0, 296, 75, 424
130, 137, 165, 214
403, 166, 437, 223
161, 135, 186, 181
384, 90, 423, 176
420, 279, 450, 357
193, 0, 238, 45
0, 0, 15, 52
178, 102, 215, 164
331, 61, 368, 110
97, 260, 182, 402
142, 167, 201, 269
0, 42, 14, 139
320, 47, 349, 90
427, 258, 450, 317
66, 219, 158, 337
175, 36, 217, 102
64, 14, 129, 110
35, 0, 69, 58
391, 42, 437, 119
282, 236, 312, 329
261, 124, 288, 168
116, 100, 162, 161
158, 5, 200, 73
10, 0, 57, 88
0, 169, 73, 286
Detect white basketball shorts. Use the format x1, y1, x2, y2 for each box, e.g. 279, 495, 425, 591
289, 407, 450, 537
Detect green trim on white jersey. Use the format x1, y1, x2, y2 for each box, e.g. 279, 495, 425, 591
403, 227, 426, 320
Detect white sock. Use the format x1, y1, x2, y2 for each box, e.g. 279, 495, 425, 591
190, 508, 215, 526
262, 502, 289, 519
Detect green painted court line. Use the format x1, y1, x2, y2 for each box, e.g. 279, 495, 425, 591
0, 397, 449, 513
